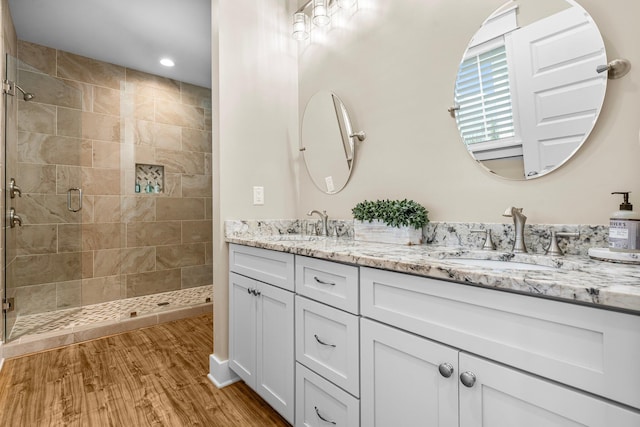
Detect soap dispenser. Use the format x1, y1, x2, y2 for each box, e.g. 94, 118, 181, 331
609, 192, 640, 252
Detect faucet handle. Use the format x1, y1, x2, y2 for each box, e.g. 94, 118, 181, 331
471, 229, 496, 251
546, 230, 579, 256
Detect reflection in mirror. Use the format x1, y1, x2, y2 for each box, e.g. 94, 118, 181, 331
453, 0, 607, 180
301, 91, 363, 194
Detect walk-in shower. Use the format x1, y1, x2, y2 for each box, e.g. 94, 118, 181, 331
2, 43, 214, 353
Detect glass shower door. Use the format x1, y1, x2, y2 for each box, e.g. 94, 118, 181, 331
3, 53, 84, 341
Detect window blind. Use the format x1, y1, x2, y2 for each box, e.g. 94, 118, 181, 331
455, 45, 515, 146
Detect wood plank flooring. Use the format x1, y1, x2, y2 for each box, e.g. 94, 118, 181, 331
0, 314, 290, 426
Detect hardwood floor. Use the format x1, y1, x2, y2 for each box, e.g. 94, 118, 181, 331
0, 314, 290, 426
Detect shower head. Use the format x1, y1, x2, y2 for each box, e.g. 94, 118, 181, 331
15, 84, 35, 101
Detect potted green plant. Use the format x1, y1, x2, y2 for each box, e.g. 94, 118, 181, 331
352, 199, 429, 245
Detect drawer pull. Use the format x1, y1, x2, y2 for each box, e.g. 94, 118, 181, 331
314, 334, 336, 348
314, 276, 336, 286
314, 406, 337, 425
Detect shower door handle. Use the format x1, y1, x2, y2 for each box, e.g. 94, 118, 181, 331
67, 188, 83, 212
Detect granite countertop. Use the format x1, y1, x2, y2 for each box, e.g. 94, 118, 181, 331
226, 234, 640, 314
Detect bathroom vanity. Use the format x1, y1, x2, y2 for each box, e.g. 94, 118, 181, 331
227, 233, 640, 426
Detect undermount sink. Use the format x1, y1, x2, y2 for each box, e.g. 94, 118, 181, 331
444, 258, 557, 271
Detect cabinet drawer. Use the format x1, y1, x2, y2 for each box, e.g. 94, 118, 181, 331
229, 244, 294, 291
296, 256, 359, 314
296, 363, 360, 427
296, 296, 360, 396
361, 267, 640, 410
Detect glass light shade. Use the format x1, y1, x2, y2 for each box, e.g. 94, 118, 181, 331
337, 0, 357, 8
313, 0, 330, 26
292, 12, 309, 40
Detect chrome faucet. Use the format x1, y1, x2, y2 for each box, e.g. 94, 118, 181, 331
502, 207, 527, 253
307, 209, 329, 236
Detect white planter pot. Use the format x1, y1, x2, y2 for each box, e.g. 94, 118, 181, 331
354, 220, 423, 245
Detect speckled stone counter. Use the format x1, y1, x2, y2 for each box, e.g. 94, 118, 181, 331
225, 221, 640, 314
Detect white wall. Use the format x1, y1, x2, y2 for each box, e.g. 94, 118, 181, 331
212, 0, 299, 359
297, 0, 640, 225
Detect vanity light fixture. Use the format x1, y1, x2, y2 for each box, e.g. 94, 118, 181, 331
160, 58, 175, 67
292, 0, 357, 40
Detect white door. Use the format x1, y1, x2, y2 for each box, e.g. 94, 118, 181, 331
361, 318, 459, 427
256, 281, 295, 424
511, 5, 607, 177
459, 352, 640, 427
228, 272, 257, 388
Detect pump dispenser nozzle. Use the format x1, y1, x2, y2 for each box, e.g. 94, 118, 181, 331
612, 192, 633, 210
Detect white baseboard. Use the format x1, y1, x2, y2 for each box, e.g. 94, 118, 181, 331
208, 354, 240, 388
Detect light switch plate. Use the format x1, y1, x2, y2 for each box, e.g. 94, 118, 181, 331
253, 186, 264, 205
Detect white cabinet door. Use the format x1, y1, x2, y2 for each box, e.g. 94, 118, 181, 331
361, 318, 459, 427
256, 280, 295, 424
459, 352, 640, 427
228, 272, 257, 388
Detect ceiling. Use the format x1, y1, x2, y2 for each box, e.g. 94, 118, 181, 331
8, 0, 212, 88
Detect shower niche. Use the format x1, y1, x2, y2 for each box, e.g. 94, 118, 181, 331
135, 163, 165, 194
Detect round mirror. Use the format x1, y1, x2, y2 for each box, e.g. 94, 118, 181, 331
301, 91, 362, 194
453, 0, 607, 179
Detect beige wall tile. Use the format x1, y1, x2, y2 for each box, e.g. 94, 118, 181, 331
93, 248, 120, 277
126, 221, 181, 247
156, 243, 205, 270
81, 167, 120, 195
121, 247, 156, 274
181, 265, 213, 289
82, 223, 123, 250
121, 196, 156, 222
18, 70, 82, 109
93, 196, 121, 223
204, 108, 212, 132
18, 40, 56, 75
205, 242, 213, 265
58, 51, 125, 90
182, 220, 212, 244
126, 268, 181, 297
205, 197, 212, 220
57, 107, 83, 138
154, 123, 182, 150
56, 280, 81, 309
18, 102, 55, 134
20, 194, 79, 224
93, 86, 120, 116
81, 275, 123, 305
204, 153, 212, 176
134, 145, 156, 164
82, 111, 121, 142
56, 165, 82, 194
14, 283, 57, 314
18, 132, 91, 166
162, 173, 182, 197
180, 82, 212, 109
82, 251, 94, 279
10, 252, 82, 287
156, 149, 204, 174
126, 69, 181, 100
126, 118, 154, 146
156, 198, 204, 221
182, 174, 212, 198
58, 224, 82, 252
81, 195, 95, 224
181, 128, 211, 153
92, 141, 121, 169
17, 163, 57, 194
16, 224, 57, 255
155, 100, 204, 129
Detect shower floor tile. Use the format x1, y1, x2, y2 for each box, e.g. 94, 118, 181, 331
8, 285, 213, 341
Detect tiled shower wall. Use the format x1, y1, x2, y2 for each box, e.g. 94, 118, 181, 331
5, 40, 212, 320
1, 0, 18, 342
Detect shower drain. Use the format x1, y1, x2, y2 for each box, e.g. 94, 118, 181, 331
157, 302, 170, 306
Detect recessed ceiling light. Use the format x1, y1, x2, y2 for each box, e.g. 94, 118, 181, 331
160, 58, 175, 67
